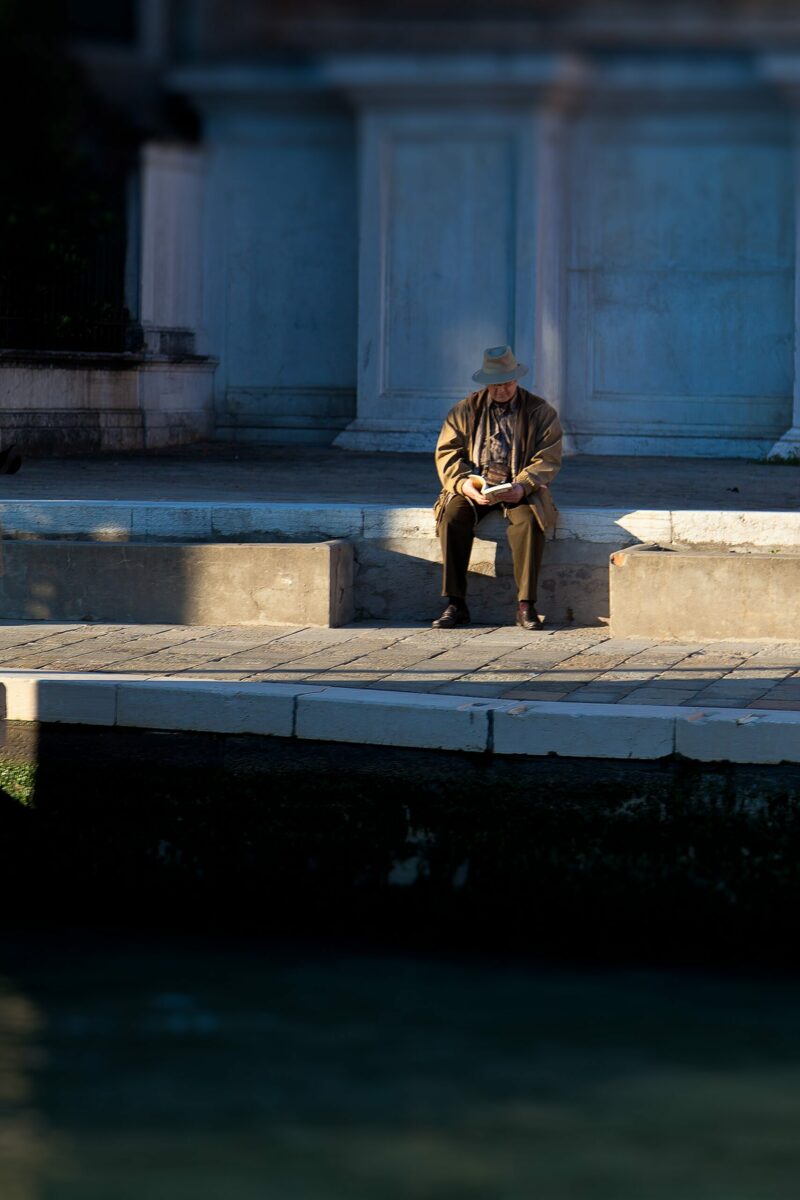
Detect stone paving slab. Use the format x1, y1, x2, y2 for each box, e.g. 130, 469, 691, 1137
0, 447, 797, 510
0, 620, 796, 710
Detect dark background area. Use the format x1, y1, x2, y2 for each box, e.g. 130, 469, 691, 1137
0, 1, 137, 351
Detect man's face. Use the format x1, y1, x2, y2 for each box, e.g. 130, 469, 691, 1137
487, 380, 518, 404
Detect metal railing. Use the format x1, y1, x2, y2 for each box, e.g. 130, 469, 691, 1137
0, 231, 132, 353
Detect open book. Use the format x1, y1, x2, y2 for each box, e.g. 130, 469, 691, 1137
468, 474, 514, 499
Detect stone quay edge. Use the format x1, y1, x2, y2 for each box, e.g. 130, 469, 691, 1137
0, 672, 798, 764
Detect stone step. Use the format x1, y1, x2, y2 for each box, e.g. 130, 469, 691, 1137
0, 540, 353, 627
611, 544, 800, 639
0, 499, 798, 627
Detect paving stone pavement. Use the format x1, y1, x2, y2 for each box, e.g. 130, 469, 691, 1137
0, 447, 797, 509
0, 621, 798, 710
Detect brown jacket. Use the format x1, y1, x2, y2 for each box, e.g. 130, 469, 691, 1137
433, 387, 563, 532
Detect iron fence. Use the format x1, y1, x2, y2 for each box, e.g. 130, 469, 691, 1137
0, 229, 133, 353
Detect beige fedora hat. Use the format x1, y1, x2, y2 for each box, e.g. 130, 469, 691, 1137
471, 344, 529, 386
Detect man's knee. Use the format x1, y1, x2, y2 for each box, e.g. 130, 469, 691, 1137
440, 496, 474, 527
507, 502, 537, 527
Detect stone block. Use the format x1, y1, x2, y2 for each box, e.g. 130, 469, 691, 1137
5, 500, 797, 634
610, 545, 800, 640
139, 361, 215, 418
362, 506, 439, 541
0, 672, 123, 724
295, 687, 494, 752
130, 504, 213, 541
2, 363, 138, 411
554, 507, 672, 546
671, 510, 800, 549
0, 502, 134, 540
0, 540, 354, 627
675, 709, 800, 764
354, 531, 610, 625
211, 503, 364, 542
116, 680, 323, 736
493, 701, 677, 759
0, 356, 216, 452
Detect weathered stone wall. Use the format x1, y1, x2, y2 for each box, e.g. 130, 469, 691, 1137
175, 54, 800, 457
2, 722, 800, 962
0, 353, 216, 453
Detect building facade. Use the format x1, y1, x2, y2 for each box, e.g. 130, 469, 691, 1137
68, 5, 800, 456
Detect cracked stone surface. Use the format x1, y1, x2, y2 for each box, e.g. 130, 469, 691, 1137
0, 620, 797, 710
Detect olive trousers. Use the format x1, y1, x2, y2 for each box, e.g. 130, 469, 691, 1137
439, 495, 545, 602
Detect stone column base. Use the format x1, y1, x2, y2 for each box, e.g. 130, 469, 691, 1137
767, 426, 800, 460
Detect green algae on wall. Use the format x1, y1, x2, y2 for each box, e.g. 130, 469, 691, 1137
0, 759, 36, 806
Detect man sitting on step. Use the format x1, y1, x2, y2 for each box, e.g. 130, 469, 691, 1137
432, 345, 562, 630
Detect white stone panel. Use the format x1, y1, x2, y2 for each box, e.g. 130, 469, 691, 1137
553, 508, 672, 545
671, 510, 800, 548
211, 503, 364, 541
116, 680, 323, 736
0, 673, 134, 725
205, 112, 358, 443
676, 709, 800, 763
130, 504, 214, 541
341, 107, 537, 443
296, 687, 494, 752
0, 502, 134, 540
494, 700, 677, 759
565, 106, 794, 456
140, 143, 207, 340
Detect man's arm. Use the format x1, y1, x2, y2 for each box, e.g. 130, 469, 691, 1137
434, 402, 474, 495
513, 406, 563, 498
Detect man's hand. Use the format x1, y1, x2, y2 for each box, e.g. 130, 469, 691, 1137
461, 479, 493, 506
492, 482, 525, 504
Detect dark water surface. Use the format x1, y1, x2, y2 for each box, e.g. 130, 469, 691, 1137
1, 935, 799, 1200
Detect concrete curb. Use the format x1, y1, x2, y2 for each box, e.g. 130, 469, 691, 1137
0, 672, 799, 764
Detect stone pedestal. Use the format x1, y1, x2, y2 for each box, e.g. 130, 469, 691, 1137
769, 425, 800, 458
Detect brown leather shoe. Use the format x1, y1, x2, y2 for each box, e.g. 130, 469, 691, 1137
432, 602, 470, 629
516, 602, 543, 631
0, 444, 21, 475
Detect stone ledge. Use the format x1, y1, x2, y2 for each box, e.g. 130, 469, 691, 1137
0, 357, 216, 452
0, 540, 354, 627
610, 543, 800, 639
1, 672, 799, 764
0, 500, 797, 627
116, 680, 326, 738
295, 688, 495, 752
0, 499, 797, 548
493, 700, 677, 759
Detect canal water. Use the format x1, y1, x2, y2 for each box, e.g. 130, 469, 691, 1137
1, 935, 799, 1199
